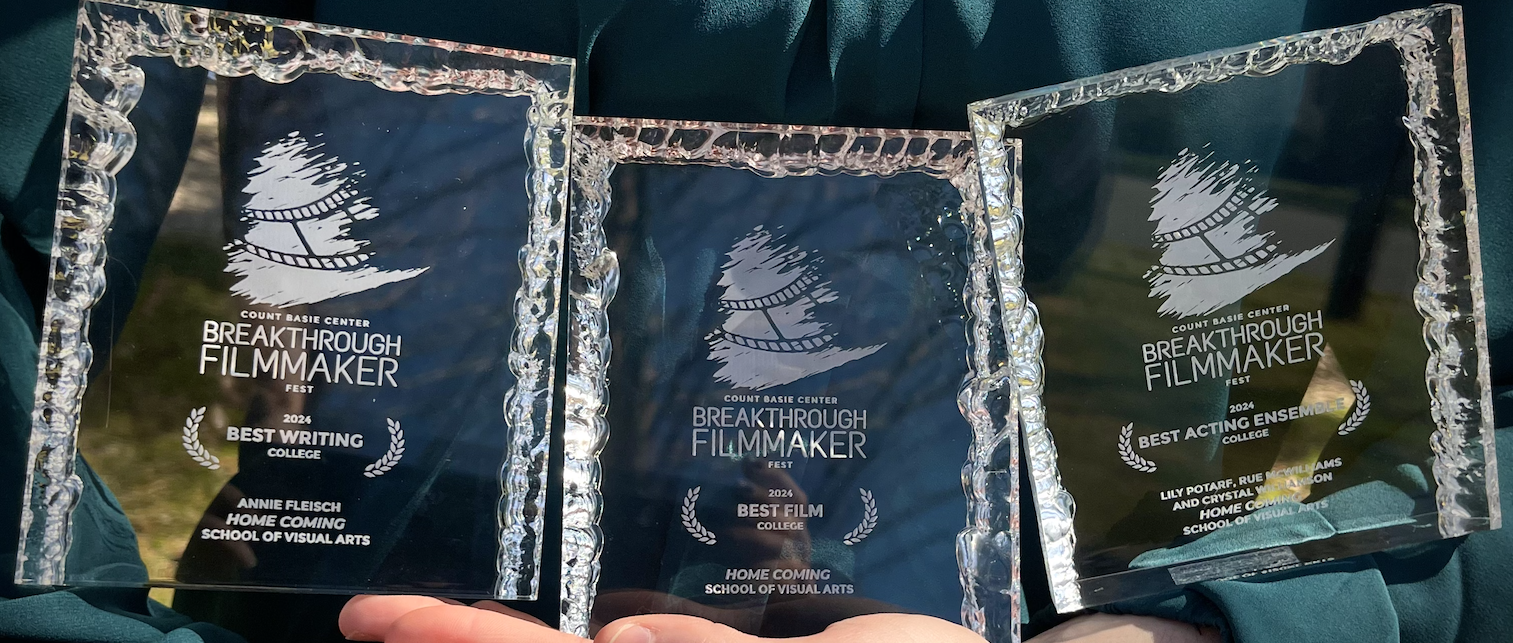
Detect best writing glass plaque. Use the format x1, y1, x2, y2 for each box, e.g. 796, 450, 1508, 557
561, 120, 1021, 642
970, 4, 1497, 611
17, 0, 573, 598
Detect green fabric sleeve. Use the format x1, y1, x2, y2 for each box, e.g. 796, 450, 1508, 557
0, 0, 242, 641
1101, 395, 1513, 643
0, 590, 241, 643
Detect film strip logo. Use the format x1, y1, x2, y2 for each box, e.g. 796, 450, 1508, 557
707, 269, 837, 353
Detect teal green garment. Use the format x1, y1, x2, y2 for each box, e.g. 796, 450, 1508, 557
0, 2, 239, 641
1098, 411, 1513, 643
2, 0, 1512, 642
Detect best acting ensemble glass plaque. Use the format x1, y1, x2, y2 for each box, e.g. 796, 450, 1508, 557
17, 0, 573, 597
971, 4, 1497, 611
561, 120, 1022, 643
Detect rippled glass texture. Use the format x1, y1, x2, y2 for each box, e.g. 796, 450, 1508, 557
563, 121, 1019, 642
17, 0, 573, 598
970, 5, 1496, 611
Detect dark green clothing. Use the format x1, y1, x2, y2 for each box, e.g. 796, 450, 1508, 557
2, 0, 1510, 641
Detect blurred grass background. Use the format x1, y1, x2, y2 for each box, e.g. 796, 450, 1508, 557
76, 83, 245, 601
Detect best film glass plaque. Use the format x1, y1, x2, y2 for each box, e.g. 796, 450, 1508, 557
970, 4, 1497, 611
17, 0, 573, 598
561, 120, 1021, 643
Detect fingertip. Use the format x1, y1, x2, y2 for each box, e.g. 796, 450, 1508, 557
821, 614, 986, 643
387, 604, 587, 643
386, 605, 466, 643
600, 622, 655, 643
339, 595, 447, 641
599, 614, 753, 643
599, 623, 653, 643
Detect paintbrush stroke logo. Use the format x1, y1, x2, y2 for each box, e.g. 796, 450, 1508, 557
225, 132, 427, 307
706, 226, 884, 390
1146, 150, 1333, 318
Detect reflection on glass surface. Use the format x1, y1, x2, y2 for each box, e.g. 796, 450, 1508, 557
571, 136, 1016, 638
561, 124, 1019, 643
20, 0, 573, 598
970, 5, 1495, 611
76, 70, 530, 595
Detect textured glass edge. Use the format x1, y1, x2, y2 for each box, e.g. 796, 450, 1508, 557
973, 3, 1451, 129
568, 118, 976, 179
16, 0, 575, 600
91, 0, 575, 70
970, 118, 1066, 614
561, 116, 1020, 643
970, 3, 1497, 613
561, 128, 615, 634
950, 159, 1023, 643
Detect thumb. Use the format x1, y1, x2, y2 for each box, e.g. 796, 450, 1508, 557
818, 614, 988, 643
596, 613, 985, 643
597, 615, 762, 643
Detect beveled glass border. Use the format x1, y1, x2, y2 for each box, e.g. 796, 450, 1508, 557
561, 117, 1023, 642
970, 3, 1497, 613
16, 0, 574, 599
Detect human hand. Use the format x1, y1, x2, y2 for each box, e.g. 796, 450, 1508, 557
340, 595, 1218, 643
340, 595, 581, 643
595, 612, 1220, 643
588, 589, 898, 636
340, 596, 984, 643
1027, 613, 1221, 643
597, 613, 988, 643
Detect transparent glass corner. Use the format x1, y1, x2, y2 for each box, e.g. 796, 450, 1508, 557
971, 4, 1496, 611
17, 0, 573, 599
563, 120, 1021, 642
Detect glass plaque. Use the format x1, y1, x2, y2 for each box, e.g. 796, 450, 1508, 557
970, 4, 1497, 611
17, 0, 573, 598
561, 120, 1021, 642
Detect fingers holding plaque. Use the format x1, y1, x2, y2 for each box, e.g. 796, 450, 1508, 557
970, 5, 1497, 611
561, 121, 1021, 642
17, 0, 572, 598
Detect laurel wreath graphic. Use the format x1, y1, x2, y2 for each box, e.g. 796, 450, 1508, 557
842, 488, 878, 545
1336, 380, 1372, 436
1117, 423, 1158, 473
362, 419, 405, 478
681, 487, 718, 545
181, 406, 220, 470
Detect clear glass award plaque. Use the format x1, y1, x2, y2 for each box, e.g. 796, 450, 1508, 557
970, 4, 1497, 611
17, 0, 573, 598
561, 120, 1022, 642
